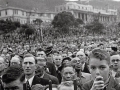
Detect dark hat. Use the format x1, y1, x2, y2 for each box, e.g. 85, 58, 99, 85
111, 47, 117, 51
45, 46, 53, 56
62, 57, 71, 64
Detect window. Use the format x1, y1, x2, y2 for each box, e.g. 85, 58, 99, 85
22, 11, 24, 16
60, 7, 62, 11
68, 6, 69, 10
5, 10, 7, 15
14, 10, 18, 14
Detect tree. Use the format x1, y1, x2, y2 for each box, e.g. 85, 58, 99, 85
85, 19, 104, 36
52, 11, 75, 28
19, 24, 35, 39
14, 21, 21, 28
74, 18, 84, 27
25, 27, 35, 36
0, 19, 18, 33
51, 11, 76, 36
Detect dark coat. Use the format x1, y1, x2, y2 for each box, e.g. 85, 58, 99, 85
43, 73, 59, 84
83, 76, 120, 90
82, 63, 90, 73
32, 75, 49, 86
0, 81, 4, 90
23, 75, 49, 90
46, 62, 57, 77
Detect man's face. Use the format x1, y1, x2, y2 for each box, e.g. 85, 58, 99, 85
6, 54, 11, 60
36, 51, 46, 58
4, 79, 23, 90
106, 48, 112, 55
62, 53, 67, 59
0, 57, 5, 72
62, 60, 70, 67
68, 52, 72, 57
11, 57, 20, 66
71, 57, 82, 70
54, 56, 62, 66
62, 67, 76, 81
22, 57, 36, 75
89, 57, 109, 82
110, 55, 120, 69
36, 57, 46, 67
76, 52, 86, 64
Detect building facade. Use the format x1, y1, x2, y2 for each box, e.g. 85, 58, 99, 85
55, 2, 118, 24
0, 6, 56, 24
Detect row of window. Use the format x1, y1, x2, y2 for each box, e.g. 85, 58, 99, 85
56, 5, 117, 16
56, 5, 91, 12
0, 10, 7, 16
0, 10, 54, 18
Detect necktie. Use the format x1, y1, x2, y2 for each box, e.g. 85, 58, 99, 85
0, 77, 3, 90
26, 80, 31, 90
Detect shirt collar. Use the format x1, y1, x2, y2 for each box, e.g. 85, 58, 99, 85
82, 63, 85, 71
25, 76, 34, 87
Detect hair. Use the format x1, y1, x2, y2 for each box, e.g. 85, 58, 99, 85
23, 53, 37, 64
62, 57, 71, 64
61, 65, 75, 74
2, 65, 25, 84
111, 47, 117, 52
35, 48, 45, 55
88, 48, 110, 64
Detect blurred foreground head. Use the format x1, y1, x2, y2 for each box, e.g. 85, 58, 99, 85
2, 65, 24, 90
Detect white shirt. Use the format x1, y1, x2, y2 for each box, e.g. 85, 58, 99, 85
25, 76, 34, 87
82, 63, 85, 71
111, 70, 117, 78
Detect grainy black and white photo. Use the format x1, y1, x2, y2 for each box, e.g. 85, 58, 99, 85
0, 0, 120, 90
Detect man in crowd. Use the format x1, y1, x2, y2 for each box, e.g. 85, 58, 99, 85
10, 55, 21, 66
35, 57, 59, 84
70, 57, 92, 84
0, 56, 6, 90
53, 55, 63, 83
22, 53, 49, 87
83, 49, 120, 90
36, 48, 57, 77
76, 51, 90, 73
110, 54, 120, 78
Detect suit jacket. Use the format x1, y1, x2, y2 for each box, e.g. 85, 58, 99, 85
23, 75, 49, 86
82, 63, 90, 73
0, 81, 4, 90
32, 75, 49, 86
83, 76, 120, 90
46, 62, 57, 77
43, 73, 59, 84
80, 72, 92, 84
23, 75, 49, 90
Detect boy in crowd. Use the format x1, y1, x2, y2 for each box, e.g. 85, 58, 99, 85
83, 49, 120, 90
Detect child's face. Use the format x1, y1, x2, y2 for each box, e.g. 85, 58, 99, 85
59, 86, 74, 90
89, 57, 110, 82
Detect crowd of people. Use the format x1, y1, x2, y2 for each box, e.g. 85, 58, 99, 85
0, 37, 120, 90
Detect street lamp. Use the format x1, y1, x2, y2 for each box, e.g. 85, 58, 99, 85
33, 19, 43, 43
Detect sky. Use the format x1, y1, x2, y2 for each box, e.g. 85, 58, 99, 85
112, 0, 120, 1
65, 0, 120, 1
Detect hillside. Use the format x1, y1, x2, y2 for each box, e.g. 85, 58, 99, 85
0, 0, 120, 11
